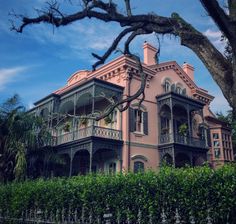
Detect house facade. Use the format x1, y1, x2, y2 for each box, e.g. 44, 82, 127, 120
30, 42, 234, 176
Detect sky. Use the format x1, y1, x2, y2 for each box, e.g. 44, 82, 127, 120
0, 0, 231, 114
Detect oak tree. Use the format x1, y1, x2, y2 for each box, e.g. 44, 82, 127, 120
11, 0, 236, 119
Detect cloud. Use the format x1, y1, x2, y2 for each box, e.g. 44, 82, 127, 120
209, 91, 231, 114
0, 66, 28, 91
203, 29, 226, 52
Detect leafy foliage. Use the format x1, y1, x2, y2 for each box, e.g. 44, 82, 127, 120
0, 95, 51, 182
0, 165, 235, 223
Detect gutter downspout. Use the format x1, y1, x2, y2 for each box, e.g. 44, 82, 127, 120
127, 73, 132, 170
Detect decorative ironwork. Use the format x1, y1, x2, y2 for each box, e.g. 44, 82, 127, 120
0, 206, 216, 224
159, 133, 206, 148
53, 125, 122, 146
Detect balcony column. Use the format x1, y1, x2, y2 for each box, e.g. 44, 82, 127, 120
187, 106, 192, 137
170, 99, 174, 142
92, 85, 95, 126
72, 94, 76, 140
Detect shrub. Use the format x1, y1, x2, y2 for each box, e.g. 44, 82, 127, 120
0, 165, 235, 223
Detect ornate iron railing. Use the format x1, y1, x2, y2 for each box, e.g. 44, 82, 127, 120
159, 133, 206, 148
0, 206, 216, 224
54, 126, 122, 146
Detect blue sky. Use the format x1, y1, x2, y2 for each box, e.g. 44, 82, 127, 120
0, 0, 231, 114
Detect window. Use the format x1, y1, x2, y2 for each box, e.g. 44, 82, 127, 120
164, 80, 171, 92
161, 117, 170, 134
214, 148, 220, 158
176, 86, 182, 94
134, 161, 144, 173
108, 162, 116, 174
130, 108, 148, 135
213, 140, 220, 147
213, 133, 219, 139
134, 109, 143, 133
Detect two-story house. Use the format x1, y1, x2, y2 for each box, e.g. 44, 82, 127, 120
29, 42, 234, 176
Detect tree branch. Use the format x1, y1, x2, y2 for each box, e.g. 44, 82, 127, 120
200, 0, 236, 48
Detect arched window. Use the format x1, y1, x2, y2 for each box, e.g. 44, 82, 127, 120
164, 80, 171, 92
134, 161, 144, 173
176, 86, 182, 94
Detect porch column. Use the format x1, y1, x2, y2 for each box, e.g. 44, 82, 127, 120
172, 147, 176, 167
69, 147, 74, 177
89, 143, 93, 173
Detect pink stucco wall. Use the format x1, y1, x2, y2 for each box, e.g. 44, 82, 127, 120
49, 42, 233, 171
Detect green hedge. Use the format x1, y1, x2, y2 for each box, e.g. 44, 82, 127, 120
0, 165, 236, 223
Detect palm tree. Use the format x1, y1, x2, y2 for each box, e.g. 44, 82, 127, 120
0, 95, 50, 182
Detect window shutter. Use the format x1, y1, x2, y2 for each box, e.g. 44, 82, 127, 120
207, 128, 212, 147
143, 111, 148, 135
129, 108, 135, 132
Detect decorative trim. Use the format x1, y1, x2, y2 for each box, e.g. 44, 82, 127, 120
131, 103, 147, 111
124, 141, 157, 149
131, 155, 148, 162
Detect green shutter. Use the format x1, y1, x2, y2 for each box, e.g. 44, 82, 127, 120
129, 108, 135, 132
207, 128, 212, 147
143, 111, 148, 135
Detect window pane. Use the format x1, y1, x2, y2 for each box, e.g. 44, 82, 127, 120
134, 161, 144, 173
134, 109, 143, 132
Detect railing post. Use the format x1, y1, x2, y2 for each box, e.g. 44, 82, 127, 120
103, 206, 112, 224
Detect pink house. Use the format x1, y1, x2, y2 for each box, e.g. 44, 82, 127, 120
30, 42, 234, 176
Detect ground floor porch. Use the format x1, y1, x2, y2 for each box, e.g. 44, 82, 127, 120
28, 136, 123, 178
159, 143, 208, 168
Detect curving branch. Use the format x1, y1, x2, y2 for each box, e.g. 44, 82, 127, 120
11, 0, 236, 118
200, 0, 236, 51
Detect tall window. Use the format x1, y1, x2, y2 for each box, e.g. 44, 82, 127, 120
108, 162, 116, 174
134, 109, 143, 133
134, 161, 144, 173
176, 86, 182, 94
164, 80, 171, 92
161, 117, 170, 134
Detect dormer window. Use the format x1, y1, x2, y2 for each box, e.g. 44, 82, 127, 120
164, 80, 171, 92
176, 86, 182, 94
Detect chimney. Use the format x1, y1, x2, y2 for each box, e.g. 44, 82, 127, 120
143, 42, 158, 66
182, 62, 194, 81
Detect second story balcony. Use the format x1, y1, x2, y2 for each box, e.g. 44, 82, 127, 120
157, 91, 209, 150
52, 125, 122, 146
159, 133, 206, 148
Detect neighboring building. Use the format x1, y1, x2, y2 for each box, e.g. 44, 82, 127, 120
29, 42, 234, 176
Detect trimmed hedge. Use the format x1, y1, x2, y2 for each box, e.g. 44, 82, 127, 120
0, 165, 236, 223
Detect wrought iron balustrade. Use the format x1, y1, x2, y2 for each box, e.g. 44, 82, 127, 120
159, 133, 206, 148
53, 126, 122, 146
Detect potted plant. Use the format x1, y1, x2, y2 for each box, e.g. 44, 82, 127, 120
80, 117, 88, 127
178, 123, 188, 136
104, 115, 112, 125
63, 122, 71, 132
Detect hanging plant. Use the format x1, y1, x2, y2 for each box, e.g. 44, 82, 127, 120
178, 123, 188, 136
63, 122, 71, 132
